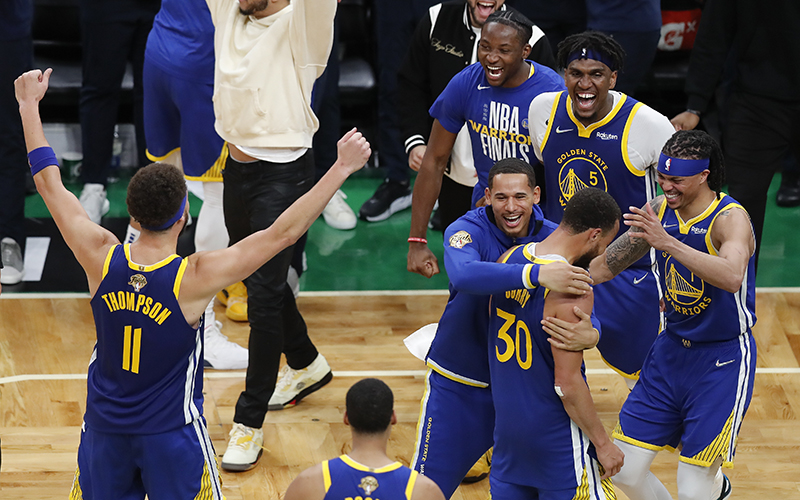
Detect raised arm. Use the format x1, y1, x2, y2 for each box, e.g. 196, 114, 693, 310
15, 69, 119, 295
625, 201, 754, 292
179, 129, 370, 320
407, 120, 457, 277
546, 290, 624, 479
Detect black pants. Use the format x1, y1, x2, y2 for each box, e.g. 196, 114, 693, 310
0, 35, 32, 250
79, 1, 155, 185
223, 151, 319, 428
724, 90, 800, 266
438, 175, 476, 231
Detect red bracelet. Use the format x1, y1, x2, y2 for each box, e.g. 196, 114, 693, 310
408, 237, 428, 244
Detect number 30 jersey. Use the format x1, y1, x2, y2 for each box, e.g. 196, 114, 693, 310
86, 244, 204, 434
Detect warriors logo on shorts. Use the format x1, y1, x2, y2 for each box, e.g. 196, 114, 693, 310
449, 231, 473, 249
128, 274, 148, 292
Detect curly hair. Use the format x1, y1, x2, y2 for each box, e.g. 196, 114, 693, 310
485, 10, 534, 46
561, 188, 621, 235
345, 378, 394, 435
662, 130, 725, 198
556, 30, 626, 72
126, 163, 187, 231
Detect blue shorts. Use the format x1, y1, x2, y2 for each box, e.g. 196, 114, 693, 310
490, 466, 616, 500
411, 369, 494, 498
594, 267, 662, 378
614, 330, 756, 467
69, 418, 223, 499
143, 59, 226, 181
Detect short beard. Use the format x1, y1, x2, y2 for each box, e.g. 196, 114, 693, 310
239, 0, 270, 16
573, 251, 595, 270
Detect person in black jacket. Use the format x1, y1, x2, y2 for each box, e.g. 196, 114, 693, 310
671, 0, 800, 268
360, 0, 555, 227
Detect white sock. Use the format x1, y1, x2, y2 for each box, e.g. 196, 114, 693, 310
613, 440, 673, 500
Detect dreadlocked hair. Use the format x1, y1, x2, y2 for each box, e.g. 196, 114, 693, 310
485, 10, 533, 46
556, 30, 626, 72
662, 130, 725, 199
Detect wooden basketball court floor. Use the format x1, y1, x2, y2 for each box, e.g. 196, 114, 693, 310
1, 290, 799, 499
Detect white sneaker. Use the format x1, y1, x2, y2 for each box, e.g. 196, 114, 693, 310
0, 238, 24, 285
221, 423, 263, 471
79, 183, 110, 225
204, 321, 248, 370
268, 353, 333, 410
322, 190, 357, 230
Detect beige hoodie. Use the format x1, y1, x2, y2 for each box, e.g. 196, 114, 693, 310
206, 0, 336, 148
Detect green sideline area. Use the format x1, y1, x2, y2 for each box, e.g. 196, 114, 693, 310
22, 168, 800, 291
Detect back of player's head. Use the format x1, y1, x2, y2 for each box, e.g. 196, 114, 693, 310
485, 10, 533, 46
556, 30, 626, 72
487, 158, 536, 190
345, 378, 394, 435
127, 163, 188, 232
561, 188, 621, 235
662, 130, 725, 198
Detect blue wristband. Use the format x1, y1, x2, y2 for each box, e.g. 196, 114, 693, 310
28, 146, 59, 176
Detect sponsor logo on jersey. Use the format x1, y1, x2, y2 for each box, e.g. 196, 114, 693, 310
596, 131, 619, 141
555, 126, 573, 134
690, 226, 708, 235
129, 274, 147, 292
449, 230, 473, 249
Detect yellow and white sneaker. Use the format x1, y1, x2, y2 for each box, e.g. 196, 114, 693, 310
221, 423, 263, 472
267, 354, 333, 410
217, 282, 248, 322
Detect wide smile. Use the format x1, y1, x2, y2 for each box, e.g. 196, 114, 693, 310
475, 1, 495, 19
486, 65, 503, 81
574, 92, 596, 112
503, 213, 522, 228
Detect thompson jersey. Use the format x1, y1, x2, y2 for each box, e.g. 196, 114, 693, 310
426, 205, 558, 387
533, 90, 673, 268
489, 244, 607, 495
322, 455, 418, 500
655, 194, 757, 342
85, 244, 204, 434
430, 61, 565, 204
145, 0, 215, 82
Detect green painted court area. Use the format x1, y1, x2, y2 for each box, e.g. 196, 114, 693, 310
23, 168, 800, 291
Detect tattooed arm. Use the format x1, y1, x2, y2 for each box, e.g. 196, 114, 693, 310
588, 196, 663, 284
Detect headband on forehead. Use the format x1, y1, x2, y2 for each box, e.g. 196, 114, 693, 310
657, 153, 710, 177
566, 47, 618, 72
141, 195, 187, 231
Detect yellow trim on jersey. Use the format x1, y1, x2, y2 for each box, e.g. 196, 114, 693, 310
174, 258, 189, 300
101, 245, 117, 280
566, 93, 628, 138
406, 470, 419, 500
621, 102, 646, 176
539, 92, 562, 152
185, 142, 228, 182
339, 455, 404, 473
704, 201, 747, 256
528, 62, 536, 78
499, 244, 524, 264
322, 460, 332, 492
426, 359, 489, 388
600, 354, 640, 380
124, 244, 181, 272
69, 465, 83, 499
612, 423, 677, 453
146, 146, 180, 163
681, 408, 736, 468
674, 194, 725, 235
656, 195, 668, 219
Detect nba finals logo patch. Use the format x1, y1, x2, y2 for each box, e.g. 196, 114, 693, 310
359, 476, 379, 495
449, 231, 473, 249
128, 274, 147, 292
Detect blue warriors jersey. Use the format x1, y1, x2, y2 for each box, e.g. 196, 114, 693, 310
431, 62, 565, 205
655, 194, 757, 342
426, 205, 558, 386
322, 455, 418, 500
489, 243, 613, 497
85, 244, 204, 434
540, 91, 657, 269
145, 0, 215, 83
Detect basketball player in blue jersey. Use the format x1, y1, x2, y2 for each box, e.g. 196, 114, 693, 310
589, 130, 756, 500
529, 31, 675, 387
142, 0, 249, 370
410, 159, 601, 498
285, 378, 445, 500
489, 188, 623, 500
15, 68, 371, 500
408, 9, 565, 278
